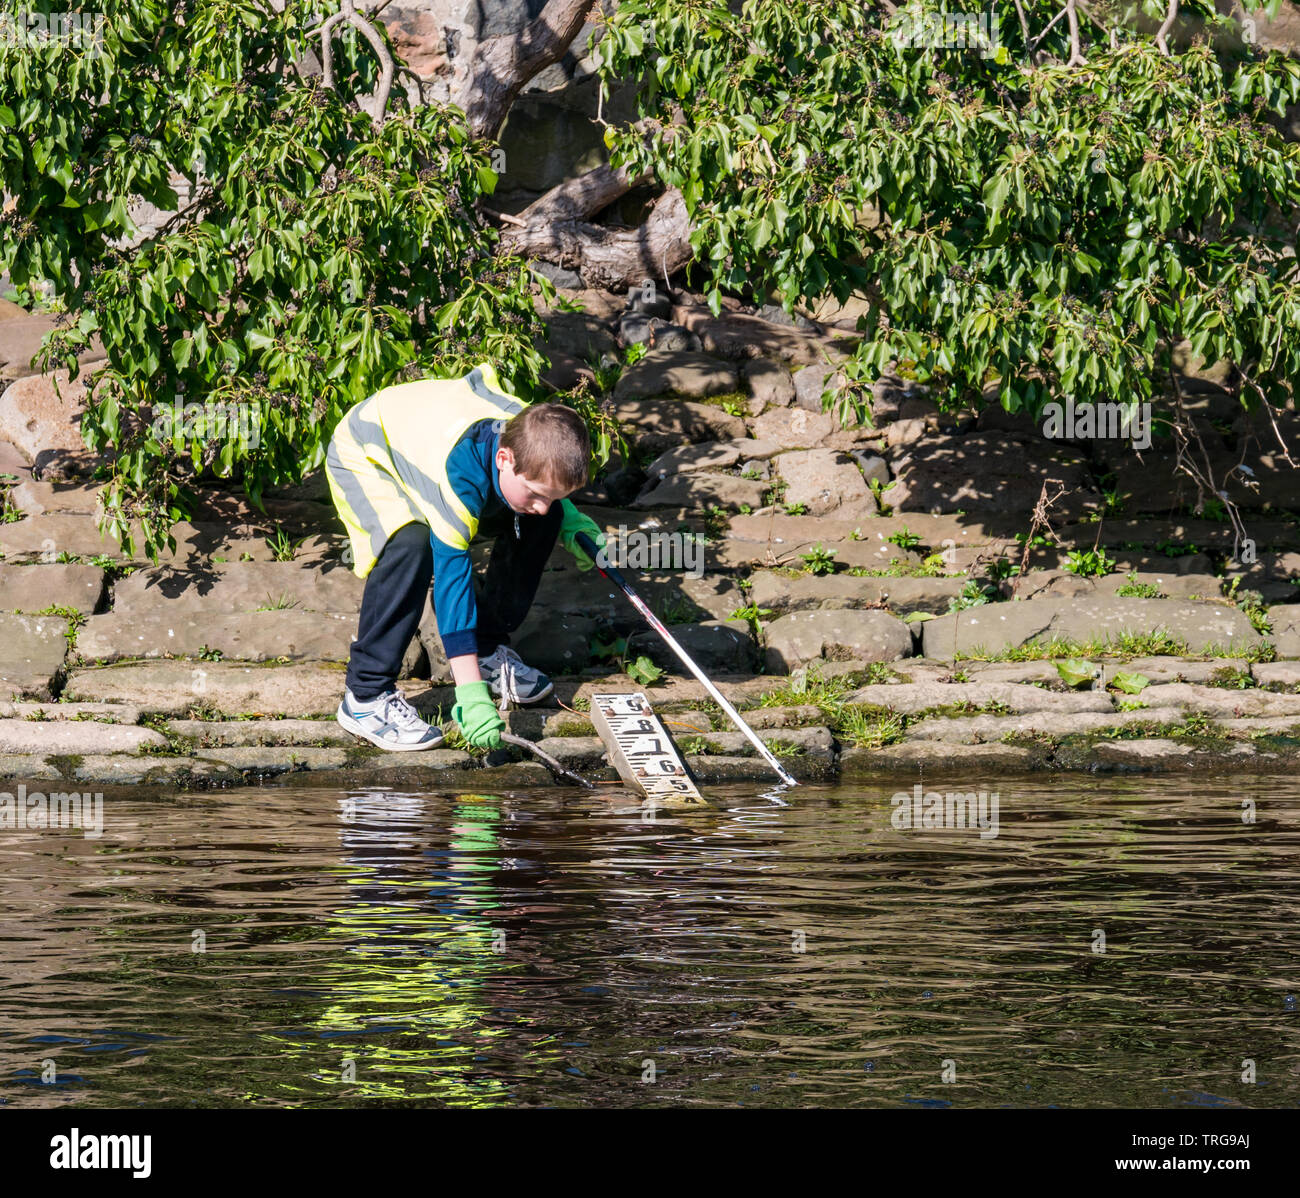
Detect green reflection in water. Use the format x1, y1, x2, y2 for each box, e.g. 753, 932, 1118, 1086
266, 794, 546, 1106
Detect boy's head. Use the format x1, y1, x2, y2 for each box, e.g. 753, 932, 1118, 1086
495, 402, 590, 516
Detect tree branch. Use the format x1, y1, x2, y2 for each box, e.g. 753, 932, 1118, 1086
453, 0, 600, 141
1156, 0, 1179, 56
1065, 0, 1085, 66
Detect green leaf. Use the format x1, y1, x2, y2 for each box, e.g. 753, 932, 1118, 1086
1055, 659, 1099, 689
1110, 671, 1150, 695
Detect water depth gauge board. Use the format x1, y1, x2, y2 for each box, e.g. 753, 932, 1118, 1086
589, 692, 705, 803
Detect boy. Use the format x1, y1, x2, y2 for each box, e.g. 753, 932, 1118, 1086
325, 362, 606, 752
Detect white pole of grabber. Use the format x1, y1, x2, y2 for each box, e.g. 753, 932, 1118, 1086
576, 533, 799, 788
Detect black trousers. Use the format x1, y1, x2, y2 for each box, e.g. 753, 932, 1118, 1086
345, 502, 564, 701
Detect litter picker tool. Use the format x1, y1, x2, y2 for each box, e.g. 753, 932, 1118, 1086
575, 531, 798, 788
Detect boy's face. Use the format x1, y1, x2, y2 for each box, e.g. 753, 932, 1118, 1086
495, 446, 572, 515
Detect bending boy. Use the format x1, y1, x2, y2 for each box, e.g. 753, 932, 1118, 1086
325, 362, 605, 752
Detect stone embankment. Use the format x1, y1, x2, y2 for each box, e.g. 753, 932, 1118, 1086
1, 284, 1298, 788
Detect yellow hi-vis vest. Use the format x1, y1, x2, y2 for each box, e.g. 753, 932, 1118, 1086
325, 363, 528, 579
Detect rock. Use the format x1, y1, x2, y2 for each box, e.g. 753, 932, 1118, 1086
198, 746, 355, 775
844, 681, 1114, 715
750, 405, 838, 446
842, 742, 1038, 773
1089, 740, 1198, 769
6, 478, 104, 516
1011, 570, 1224, 603
167, 719, 354, 747
542, 710, 596, 738
541, 349, 594, 391
1171, 340, 1235, 387
0, 754, 62, 780
1111, 449, 1300, 513
1223, 552, 1300, 603
903, 708, 1191, 743
0, 563, 105, 614
890, 432, 1099, 518
613, 347, 740, 402
884, 417, 927, 448
1270, 606, 1300, 657
610, 396, 746, 456
508, 611, 599, 675
111, 561, 364, 614
792, 363, 846, 413
541, 310, 617, 358
1140, 683, 1300, 718
628, 619, 757, 673
774, 449, 875, 517
643, 438, 781, 479
547, 288, 625, 323
0, 513, 136, 562
530, 568, 745, 627
530, 261, 585, 290
0, 613, 68, 699
850, 453, 889, 489
624, 286, 674, 320
670, 301, 853, 365
1102, 656, 1252, 684
763, 609, 912, 671
0, 719, 166, 755
0, 701, 143, 722
921, 598, 1262, 659
688, 725, 835, 762
74, 610, 362, 665
62, 660, 351, 717
1254, 661, 1300, 688
532, 736, 609, 770
748, 570, 966, 617
0, 368, 99, 466
743, 359, 795, 409
0, 314, 60, 381
740, 704, 824, 728
632, 471, 767, 510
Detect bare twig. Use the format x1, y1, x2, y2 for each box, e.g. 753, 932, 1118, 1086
1065, 0, 1085, 66
320, 0, 396, 126
1156, 0, 1179, 56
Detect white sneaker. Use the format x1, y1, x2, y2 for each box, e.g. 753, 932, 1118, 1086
477, 645, 553, 705
337, 688, 445, 751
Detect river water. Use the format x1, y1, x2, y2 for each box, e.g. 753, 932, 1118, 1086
2, 774, 1297, 1108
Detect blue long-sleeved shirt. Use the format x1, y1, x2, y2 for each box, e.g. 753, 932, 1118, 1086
431, 418, 511, 659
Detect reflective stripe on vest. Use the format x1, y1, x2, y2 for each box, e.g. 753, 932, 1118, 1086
326, 363, 527, 578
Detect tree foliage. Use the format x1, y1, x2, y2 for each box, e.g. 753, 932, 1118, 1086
597, 0, 1300, 425
1, 0, 550, 556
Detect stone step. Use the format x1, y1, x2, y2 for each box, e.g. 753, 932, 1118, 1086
903, 707, 1194, 743
62, 661, 351, 717
0, 613, 69, 700
920, 597, 1261, 659
165, 719, 355, 748
0, 719, 165, 755
110, 560, 364, 615
845, 681, 1115, 715
75, 610, 360, 665
0, 563, 106, 614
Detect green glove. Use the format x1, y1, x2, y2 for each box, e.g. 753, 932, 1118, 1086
559, 500, 606, 572
452, 680, 504, 749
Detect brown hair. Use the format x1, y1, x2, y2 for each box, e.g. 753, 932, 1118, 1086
498, 402, 590, 492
